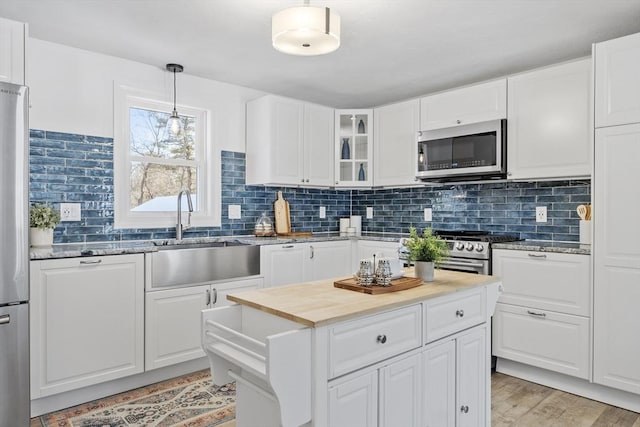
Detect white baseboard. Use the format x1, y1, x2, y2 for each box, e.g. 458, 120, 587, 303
496, 358, 640, 413
31, 358, 209, 417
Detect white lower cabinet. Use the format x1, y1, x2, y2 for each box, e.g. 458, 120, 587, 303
30, 254, 145, 398
329, 369, 379, 427
423, 326, 486, 427
492, 249, 592, 380
261, 240, 351, 287
145, 277, 262, 370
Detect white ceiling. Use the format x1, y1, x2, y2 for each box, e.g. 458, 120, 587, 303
2, 0, 640, 108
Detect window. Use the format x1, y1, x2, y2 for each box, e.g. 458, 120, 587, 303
114, 84, 219, 229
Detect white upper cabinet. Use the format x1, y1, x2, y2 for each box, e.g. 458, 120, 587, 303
420, 79, 506, 130
507, 59, 591, 180
335, 109, 374, 187
373, 99, 420, 187
246, 95, 334, 187
595, 32, 640, 128
0, 17, 26, 85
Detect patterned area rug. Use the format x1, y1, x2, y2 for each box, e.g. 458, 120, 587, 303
39, 370, 236, 427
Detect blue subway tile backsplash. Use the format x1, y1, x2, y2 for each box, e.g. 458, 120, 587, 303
28, 129, 590, 244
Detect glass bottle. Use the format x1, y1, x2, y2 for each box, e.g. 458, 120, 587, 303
341, 138, 350, 159
358, 163, 365, 181
358, 119, 365, 134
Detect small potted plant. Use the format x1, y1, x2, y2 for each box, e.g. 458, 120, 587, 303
403, 226, 448, 282
29, 204, 60, 247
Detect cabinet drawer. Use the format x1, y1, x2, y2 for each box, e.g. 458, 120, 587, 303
493, 303, 590, 379
424, 287, 486, 343
493, 249, 591, 316
329, 305, 422, 379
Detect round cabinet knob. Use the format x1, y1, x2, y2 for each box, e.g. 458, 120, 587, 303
456, 119, 462, 124
306, 179, 310, 183
465, 243, 474, 251
475, 243, 485, 252
301, 179, 305, 183
460, 405, 469, 413
376, 334, 387, 344
456, 309, 465, 318
456, 242, 465, 250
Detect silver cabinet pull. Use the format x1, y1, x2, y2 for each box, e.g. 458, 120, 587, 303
527, 253, 547, 259
212, 288, 218, 305
79, 259, 102, 265
310, 245, 314, 259
0, 315, 9, 325
527, 310, 546, 317
460, 405, 469, 413
206, 289, 211, 306
376, 334, 387, 344
456, 309, 465, 318
282, 245, 295, 249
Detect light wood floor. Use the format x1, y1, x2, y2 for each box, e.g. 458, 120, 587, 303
31, 373, 639, 427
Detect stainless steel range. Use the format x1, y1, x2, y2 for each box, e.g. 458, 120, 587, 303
400, 230, 520, 275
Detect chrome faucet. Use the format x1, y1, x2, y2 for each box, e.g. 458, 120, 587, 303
176, 189, 194, 240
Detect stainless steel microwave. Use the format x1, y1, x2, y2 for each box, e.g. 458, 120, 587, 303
416, 119, 507, 182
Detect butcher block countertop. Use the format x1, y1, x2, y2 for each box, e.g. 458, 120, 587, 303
227, 269, 499, 327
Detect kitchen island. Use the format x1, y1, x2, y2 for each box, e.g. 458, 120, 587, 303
202, 269, 501, 427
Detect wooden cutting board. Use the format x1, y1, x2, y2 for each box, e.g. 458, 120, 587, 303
274, 191, 291, 235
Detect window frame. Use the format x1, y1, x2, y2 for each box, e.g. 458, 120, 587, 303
114, 83, 220, 229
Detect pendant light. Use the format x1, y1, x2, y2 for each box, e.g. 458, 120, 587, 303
165, 63, 184, 139
272, 0, 340, 56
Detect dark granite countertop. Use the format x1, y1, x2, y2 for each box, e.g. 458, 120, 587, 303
29, 232, 408, 260
492, 240, 590, 255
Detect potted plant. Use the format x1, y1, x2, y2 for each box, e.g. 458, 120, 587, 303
29, 204, 60, 247
404, 226, 448, 282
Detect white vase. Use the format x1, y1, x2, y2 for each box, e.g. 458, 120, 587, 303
30, 228, 54, 247
415, 261, 435, 282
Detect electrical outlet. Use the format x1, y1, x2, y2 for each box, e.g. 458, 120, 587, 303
536, 206, 547, 223
424, 207, 433, 222
228, 204, 241, 219
366, 206, 373, 219
60, 203, 81, 221
319, 206, 326, 219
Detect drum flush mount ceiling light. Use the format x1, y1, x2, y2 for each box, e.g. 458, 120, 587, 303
272, 0, 341, 56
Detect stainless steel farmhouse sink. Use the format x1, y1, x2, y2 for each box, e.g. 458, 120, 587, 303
149, 241, 260, 288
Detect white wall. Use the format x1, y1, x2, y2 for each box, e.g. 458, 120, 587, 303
27, 38, 265, 152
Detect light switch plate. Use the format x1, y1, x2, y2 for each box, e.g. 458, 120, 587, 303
366, 207, 373, 219
424, 208, 433, 222
228, 204, 241, 219
319, 206, 326, 219
536, 206, 547, 223
60, 203, 81, 221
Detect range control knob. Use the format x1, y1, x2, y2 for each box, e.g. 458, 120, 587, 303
475, 243, 485, 252
456, 242, 465, 251
465, 243, 474, 251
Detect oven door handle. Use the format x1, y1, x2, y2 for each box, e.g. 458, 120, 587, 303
439, 260, 486, 268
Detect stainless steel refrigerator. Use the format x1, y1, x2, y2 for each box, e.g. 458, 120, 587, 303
0, 81, 30, 427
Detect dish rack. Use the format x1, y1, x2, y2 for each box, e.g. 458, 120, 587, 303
201, 305, 311, 427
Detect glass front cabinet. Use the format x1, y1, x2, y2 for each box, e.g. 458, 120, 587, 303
335, 109, 373, 187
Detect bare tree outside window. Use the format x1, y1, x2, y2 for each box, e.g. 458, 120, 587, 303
129, 108, 198, 211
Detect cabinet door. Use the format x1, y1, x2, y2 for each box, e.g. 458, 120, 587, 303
379, 353, 421, 427
304, 103, 334, 186
329, 370, 378, 427
261, 244, 307, 287
246, 95, 304, 186
308, 241, 352, 281
593, 124, 640, 394
0, 17, 25, 85
492, 249, 591, 316
420, 79, 506, 130
373, 99, 420, 187
213, 277, 263, 307
145, 284, 209, 370
507, 59, 591, 179
595, 32, 640, 128
335, 109, 374, 187
30, 255, 144, 398
493, 303, 590, 379
456, 327, 486, 427
423, 339, 456, 427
